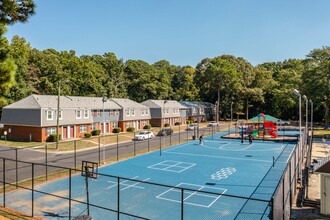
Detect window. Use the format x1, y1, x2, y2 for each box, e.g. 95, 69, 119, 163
96, 110, 101, 117
47, 127, 56, 135
76, 110, 82, 119
141, 109, 145, 116
55, 110, 63, 120
166, 108, 169, 114
115, 110, 119, 116
146, 109, 149, 115
112, 121, 118, 128
79, 125, 87, 133
126, 122, 131, 128
110, 110, 113, 116
131, 109, 135, 116
142, 121, 147, 126
91, 124, 96, 130
163, 108, 166, 114
126, 109, 130, 116
46, 110, 53, 120
84, 109, 89, 118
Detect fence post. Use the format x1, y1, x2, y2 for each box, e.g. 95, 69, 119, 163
116, 134, 119, 161
74, 140, 77, 171
3, 158, 5, 207
15, 148, 18, 188
181, 188, 184, 220
179, 125, 181, 144
159, 136, 162, 156
32, 163, 34, 217
45, 144, 48, 180
69, 169, 72, 220
134, 131, 136, 157
117, 177, 120, 220
98, 137, 101, 165
148, 130, 150, 152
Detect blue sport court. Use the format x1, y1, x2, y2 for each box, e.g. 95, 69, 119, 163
3, 132, 297, 219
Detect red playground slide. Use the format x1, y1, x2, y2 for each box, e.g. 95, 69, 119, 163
268, 126, 278, 138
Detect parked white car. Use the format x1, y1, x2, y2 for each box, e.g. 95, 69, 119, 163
186, 124, 197, 131
208, 121, 218, 126
276, 120, 291, 126
134, 131, 154, 140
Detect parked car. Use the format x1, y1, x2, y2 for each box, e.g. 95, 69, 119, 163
134, 131, 154, 140
157, 128, 174, 136
208, 121, 218, 126
186, 124, 197, 131
276, 120, 291, 126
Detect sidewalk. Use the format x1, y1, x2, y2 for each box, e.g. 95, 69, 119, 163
291, 141, 329, 219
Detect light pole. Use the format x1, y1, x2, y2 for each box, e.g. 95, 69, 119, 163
310, 99, 313, 155
56, 82, 61, 150
102, 96, 107, 164
163, 100, 168, 127
302, 95, 308, 147
293, 89, 302, 181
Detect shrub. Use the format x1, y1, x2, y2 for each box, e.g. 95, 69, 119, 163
84, 132, 92, 138
143, 124, 151, 129
91, 129, 101, 136
112, 127, 121, 133
186, 120, 193, 124
164, 123, 170, 127
126, 127, 135, 132
174, 122, 182, 126
46, 134, 61, 142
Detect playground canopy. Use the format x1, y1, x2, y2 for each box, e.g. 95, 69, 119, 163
249, 114, 280, 123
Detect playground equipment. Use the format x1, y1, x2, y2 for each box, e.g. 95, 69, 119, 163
235, 113, 278, 138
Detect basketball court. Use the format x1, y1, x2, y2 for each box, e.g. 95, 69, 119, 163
3, 132, 297, 219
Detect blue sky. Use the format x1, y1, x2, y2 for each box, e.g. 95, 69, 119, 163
5, 0, 330, 67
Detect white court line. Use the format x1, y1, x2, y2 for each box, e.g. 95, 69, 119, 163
106, 176, 150, 191
165, 151, 279, 163
219, 143, 254, 151
163, 142, 191, 153
120, 178, 150, 191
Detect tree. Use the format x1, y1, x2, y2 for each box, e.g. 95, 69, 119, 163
0, 24, 16, 107
302, 47, 330, 125
0, 0, 36, 25
172, 66, 199, 101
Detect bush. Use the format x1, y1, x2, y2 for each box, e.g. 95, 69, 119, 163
84, 132, 92, 138
175, 122, 182, 126
164, 123, 170, 127
186, 120, 193, 124
46, 134, 61, 142
126, 127, 135, 132
91, 129, 101, 136
112, 127, 121, 133
143, 124, 151, 129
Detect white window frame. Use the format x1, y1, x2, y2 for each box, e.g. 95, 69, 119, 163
79, 125, 87, 133
131, 109, 135, 116
91, 124, 96, 131
76, 110, 82, 119
126, 109, 130, 116
54, 110, 63, 120
46, 110, 53, 120
112, 121, 118, 128
146, 109, 149, 115
84, 109, 89, 118
141, 109, 145, 116
96, 110, 101, 117
126, 122, 131, 128
115, 110, 119, 116
47, 127, 56, 135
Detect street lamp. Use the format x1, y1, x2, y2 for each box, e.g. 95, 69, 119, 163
102, 96, 107, 164
56, 82, 61, 150
302, 95, 308, 134
293, 89, 302, 181
163, 100, 168, 127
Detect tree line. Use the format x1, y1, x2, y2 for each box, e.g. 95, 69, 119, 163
0, 1, 329, 125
